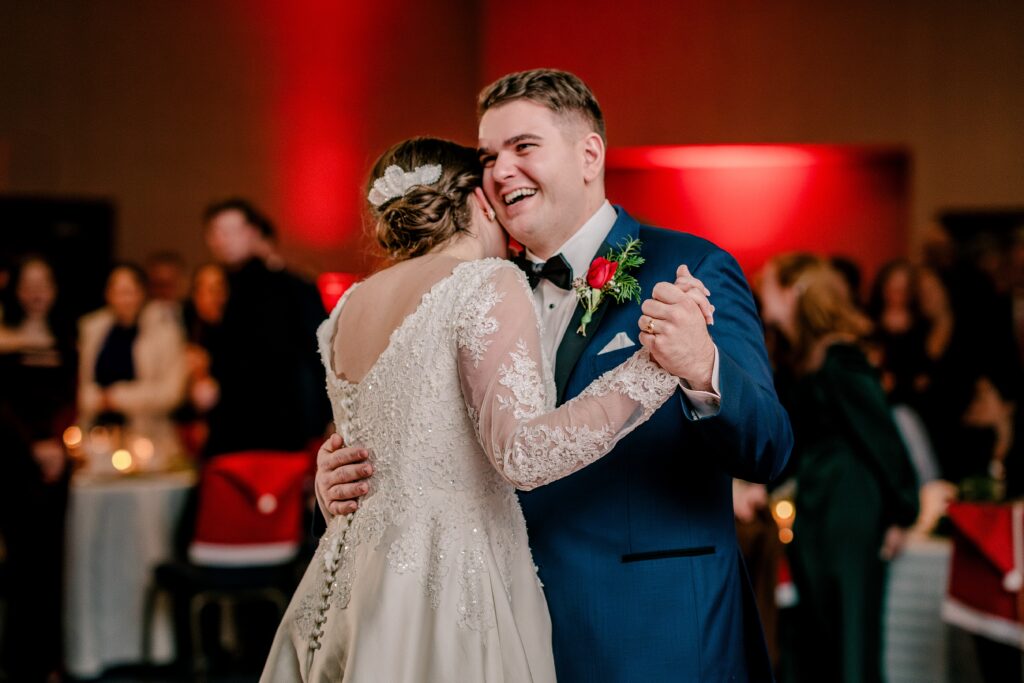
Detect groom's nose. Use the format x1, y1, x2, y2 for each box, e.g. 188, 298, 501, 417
491, 152, 517, 182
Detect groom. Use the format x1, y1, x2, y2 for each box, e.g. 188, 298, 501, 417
319, 69, 793, 681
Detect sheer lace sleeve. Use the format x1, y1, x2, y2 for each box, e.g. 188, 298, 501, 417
456, 262, 678, 490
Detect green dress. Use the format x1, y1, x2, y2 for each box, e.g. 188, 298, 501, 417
783, 343, 919, 683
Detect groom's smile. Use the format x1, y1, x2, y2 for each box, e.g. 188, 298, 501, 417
502, 187, 537, 206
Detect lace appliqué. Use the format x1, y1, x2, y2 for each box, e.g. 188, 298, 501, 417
581, 347, 678, 412
497, 338, 547, 420
507, 423, 617, 488
455, 277, 504, 367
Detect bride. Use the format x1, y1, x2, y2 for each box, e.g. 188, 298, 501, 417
262, 137, 683, 682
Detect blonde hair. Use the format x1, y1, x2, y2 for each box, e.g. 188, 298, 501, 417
770, 252, 872, 364
367, 138, 482, 261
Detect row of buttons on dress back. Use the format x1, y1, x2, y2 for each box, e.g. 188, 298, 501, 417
308, 513, 353, 654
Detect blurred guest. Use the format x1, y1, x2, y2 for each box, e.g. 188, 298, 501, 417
733, 479, 782, 667
913, 266, 992, 483
175, 263, 228, 455
0, 254, 11, 324
866, 259, 927, 404
830, 255, 863, 308
923, 225, 1008, 351
201, 199, 330, 457
184, 263, 228, 351
78, 264, 187, 458
0, 256, 76, 682
759, 253, 918, 683
960, 375, 1021, 499
1009, 228, 1024, 368
146, 250, 188, 306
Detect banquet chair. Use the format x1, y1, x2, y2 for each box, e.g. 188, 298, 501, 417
142, 450, 315, 675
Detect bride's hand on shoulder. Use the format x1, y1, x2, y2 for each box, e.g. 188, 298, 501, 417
316, 433, 374, 516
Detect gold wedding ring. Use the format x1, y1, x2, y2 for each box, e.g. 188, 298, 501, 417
645, 318, 656, 335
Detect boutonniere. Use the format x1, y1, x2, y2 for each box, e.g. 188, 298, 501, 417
573, 238, 644, 336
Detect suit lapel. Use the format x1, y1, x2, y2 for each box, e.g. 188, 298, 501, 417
554, 290, 611, 403
552, 208, 641, 404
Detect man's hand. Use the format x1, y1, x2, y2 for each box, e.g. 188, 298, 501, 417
673, 265, 715, 325
315, 433, 374, 517
32, 439, 66, 484
638, 279, 716, 391
880, 525, 908, 561
732, 480, 768, 523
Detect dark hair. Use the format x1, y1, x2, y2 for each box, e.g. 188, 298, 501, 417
829, 256, 863, 307
866, 259, 920, 322
107, 262, 149, 291
2, 255, 75, 347
203, 198, 277, 240
478, 68, 606, 143
367, 137, 482, 261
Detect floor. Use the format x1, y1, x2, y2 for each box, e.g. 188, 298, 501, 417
69, 665, 258, 683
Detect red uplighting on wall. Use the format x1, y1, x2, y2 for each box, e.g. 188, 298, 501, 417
606, 144, 910, 285
316, 271, 361, 312
262, 0, 374, 249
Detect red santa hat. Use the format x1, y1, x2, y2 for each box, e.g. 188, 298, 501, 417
189, 451, 313, 566
943, 501, 1024, 648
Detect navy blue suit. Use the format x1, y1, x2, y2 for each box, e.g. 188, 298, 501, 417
519, 207, 793, 681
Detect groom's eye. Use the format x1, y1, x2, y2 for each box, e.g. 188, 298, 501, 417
515, 143, 535, 153
480, 155, 496, 168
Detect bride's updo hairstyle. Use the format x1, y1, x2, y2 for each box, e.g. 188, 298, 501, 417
367, 137, 482, 261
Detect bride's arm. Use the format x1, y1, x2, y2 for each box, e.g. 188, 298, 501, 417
457, 265, 678, 490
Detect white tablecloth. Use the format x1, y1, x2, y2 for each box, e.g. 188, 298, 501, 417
63, 470, 196, 679
883, 536, 985, 683
884, 537, 951, 683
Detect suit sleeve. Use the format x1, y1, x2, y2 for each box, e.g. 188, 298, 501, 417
687, 247, 794, 483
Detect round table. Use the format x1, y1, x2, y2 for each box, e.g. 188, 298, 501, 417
63, 469, 196, 679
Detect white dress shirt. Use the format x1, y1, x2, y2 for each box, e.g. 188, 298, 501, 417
524, 201, 722, 418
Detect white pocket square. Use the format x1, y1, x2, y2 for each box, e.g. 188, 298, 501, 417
597, 332, 636, 355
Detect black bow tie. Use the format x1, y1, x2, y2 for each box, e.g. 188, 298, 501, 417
513, 253, 574, 290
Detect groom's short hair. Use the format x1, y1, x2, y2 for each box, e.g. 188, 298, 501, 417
478, 69, 606, 143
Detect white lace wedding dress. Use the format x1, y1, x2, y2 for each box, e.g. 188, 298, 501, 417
261, 258, 677, 682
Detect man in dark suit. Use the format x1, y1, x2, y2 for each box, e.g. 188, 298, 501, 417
202, 198, 330, 457
317, 70, 793, 681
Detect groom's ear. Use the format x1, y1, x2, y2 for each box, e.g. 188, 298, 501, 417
581, 131, 605, 184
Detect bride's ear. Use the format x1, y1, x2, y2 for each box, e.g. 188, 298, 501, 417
473, 187, 496, 222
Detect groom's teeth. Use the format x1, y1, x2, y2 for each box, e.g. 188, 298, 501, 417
502, 188, 537, 205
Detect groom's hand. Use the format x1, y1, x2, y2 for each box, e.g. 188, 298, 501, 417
316, 433, 374, 517
638, 281, 716, 391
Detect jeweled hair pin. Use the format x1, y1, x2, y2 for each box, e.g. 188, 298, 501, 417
367, 163, 443, 208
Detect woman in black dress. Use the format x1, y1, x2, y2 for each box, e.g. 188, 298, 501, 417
0, 256, 77, 682
758, 253, 919, 683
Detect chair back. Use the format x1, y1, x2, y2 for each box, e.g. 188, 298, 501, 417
189, 450, 312, 566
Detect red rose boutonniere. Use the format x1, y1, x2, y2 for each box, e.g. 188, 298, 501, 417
572, 238, 643, 336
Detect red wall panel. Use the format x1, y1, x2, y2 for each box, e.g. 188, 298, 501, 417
606, 145, 909, 286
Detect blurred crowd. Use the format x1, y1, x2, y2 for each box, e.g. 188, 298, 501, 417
737, 225, 1024, 683
0, 198, 330, 682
